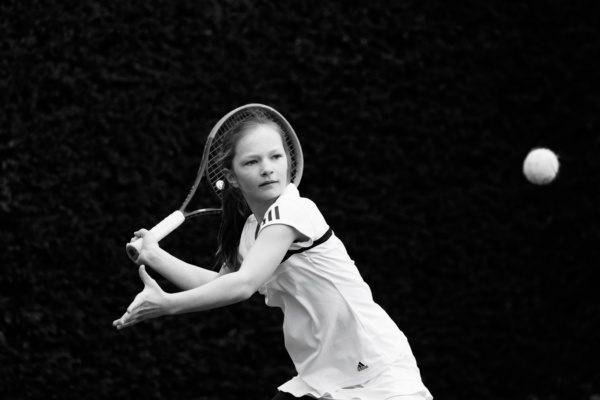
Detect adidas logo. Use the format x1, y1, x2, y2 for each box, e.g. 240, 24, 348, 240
357, 362, 369, 372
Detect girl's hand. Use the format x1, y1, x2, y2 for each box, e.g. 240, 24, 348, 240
113, 266, 171, 330
130, 229, 159, 266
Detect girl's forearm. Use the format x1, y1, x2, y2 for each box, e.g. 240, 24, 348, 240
146, 247, 218, 291
166, 271, 252, 315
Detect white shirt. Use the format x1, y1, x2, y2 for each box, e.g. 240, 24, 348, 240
238, 184, 432, 399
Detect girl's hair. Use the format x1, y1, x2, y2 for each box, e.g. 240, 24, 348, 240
215, 111, 290, 272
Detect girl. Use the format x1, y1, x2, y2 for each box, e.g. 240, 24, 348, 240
113, 109, 433, 400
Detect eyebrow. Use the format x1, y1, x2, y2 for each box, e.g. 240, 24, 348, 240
239, 147, 285, 158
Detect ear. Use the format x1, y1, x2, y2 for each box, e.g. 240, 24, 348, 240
223, 168, 239, 188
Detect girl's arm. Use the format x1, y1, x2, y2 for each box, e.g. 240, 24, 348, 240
131, 229, 222, 291
113, 224, 297, 329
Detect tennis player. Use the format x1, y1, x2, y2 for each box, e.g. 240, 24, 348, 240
114, 111, 433, 400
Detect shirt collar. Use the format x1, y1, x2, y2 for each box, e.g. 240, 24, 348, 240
279, 183, 300, 200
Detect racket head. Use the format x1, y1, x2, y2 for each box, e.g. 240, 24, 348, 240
204, 104, 304, 201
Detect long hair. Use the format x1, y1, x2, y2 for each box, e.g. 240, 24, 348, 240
214, 111, 290, 272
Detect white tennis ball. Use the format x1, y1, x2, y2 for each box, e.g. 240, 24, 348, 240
216, 180, 225, 190
523, 148, 559, 185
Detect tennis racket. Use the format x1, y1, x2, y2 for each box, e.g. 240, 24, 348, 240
125, 103, 304, 262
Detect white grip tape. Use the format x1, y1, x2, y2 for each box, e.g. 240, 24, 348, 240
126, 211, 185, 262
149, 210, 185, 241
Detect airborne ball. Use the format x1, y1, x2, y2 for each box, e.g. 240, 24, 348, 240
523, 148, 559, 185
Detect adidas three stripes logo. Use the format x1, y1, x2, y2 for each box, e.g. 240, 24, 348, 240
262, 206, 280, 225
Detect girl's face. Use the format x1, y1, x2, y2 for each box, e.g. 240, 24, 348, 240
226, 124, 289, 211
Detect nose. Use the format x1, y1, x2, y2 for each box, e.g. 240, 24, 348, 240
261, 161, 273, 177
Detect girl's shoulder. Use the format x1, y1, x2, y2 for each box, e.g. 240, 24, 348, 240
258, 184, 328, 241
265, 184, 321, 222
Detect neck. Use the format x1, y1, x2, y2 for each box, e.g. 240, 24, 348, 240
244, 182, 290, 223
247, 199, 277, 224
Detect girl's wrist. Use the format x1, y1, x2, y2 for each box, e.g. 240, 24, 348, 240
142, 245, 162, 267
163, 292, 176, 316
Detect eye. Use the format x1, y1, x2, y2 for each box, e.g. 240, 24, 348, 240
244, 160, 257, 166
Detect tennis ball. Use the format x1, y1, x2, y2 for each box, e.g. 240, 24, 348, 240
523, 148, 559, 185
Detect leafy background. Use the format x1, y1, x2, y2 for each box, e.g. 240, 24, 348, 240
1, 1, 599, 399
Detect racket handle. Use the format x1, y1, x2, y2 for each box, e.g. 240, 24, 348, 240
125, 210, 185, 262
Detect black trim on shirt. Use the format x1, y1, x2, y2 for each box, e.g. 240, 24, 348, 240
281, 228, 333, 263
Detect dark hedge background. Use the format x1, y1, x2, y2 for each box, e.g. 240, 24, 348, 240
1, 1, 599, 399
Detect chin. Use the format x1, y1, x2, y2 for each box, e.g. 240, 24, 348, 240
262, 184, 284, 197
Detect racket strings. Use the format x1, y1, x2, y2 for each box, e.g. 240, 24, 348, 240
205, 107, 300, 201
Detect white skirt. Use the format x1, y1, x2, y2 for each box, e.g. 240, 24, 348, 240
280, 353, 433, 400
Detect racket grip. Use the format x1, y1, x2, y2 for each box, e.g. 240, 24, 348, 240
125, 211, 185, 262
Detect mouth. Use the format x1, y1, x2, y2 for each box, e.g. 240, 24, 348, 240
259, 180, 278, 187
